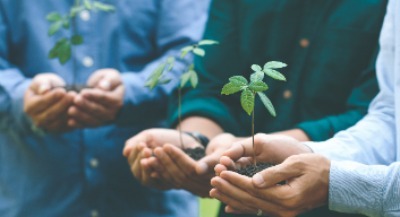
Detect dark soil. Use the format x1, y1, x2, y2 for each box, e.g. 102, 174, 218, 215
183, 147, 206, 161
237, 162, 274, 177
63, 84, 91, 92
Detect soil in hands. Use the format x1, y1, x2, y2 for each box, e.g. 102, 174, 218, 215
63, 84, 91, 92
183, 147, 206, 161
237, 162, 274, 177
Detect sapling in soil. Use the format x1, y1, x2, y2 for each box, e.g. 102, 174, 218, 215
46, 0, 115, 92
145, 40, 219, 160
221, 61, 287, 176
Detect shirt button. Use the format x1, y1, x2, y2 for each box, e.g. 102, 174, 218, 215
299, 38, 310, 48
91, 210, 99, 217
90, 158, 99, 168
283, 90, 292, 99
82, 56, 94, 67
80, 10, 91, 21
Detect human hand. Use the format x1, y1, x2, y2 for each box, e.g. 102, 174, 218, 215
210, 154, 330, 217
123, 129, 200, 190
24, 73, 75, 133
146, 133, 238, 197
68, 68, 124, 128
214, 134, 312, 175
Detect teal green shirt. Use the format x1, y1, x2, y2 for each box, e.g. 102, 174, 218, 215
170, 0, 386, 142
169, 0, 387, 217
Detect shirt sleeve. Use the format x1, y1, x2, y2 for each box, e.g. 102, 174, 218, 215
296, 47, 379, 141
329, 161, 400, 217
305, 0, 397, 165
0, 4, 33, 133
115, 0, 211, 126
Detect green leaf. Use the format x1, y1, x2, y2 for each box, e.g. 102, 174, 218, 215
46, 12, 62, 22
248, 81, 268, 92
251, 64, 262, 72
71, 35, 84, 45
48, 38, 68, 59
241, 89, 255, 116
58, 40, 72, 64
158, 78, 172, 85
250, 71, 264, 82
180, 71, 191, 88
264, 61, 287, 69
229, 76, 248, 86
167, 57, 175, 71
146, 63, 166, 89
198, 39, 219, 46
180, 46, 194, 58
62, 18, 70, 29
257, 92, 276, 117
264, 69, 287, 81
190, 71, 198, 88
93, 1, 116, 12
193, 48, 205, 57
221, 82, 242, 95
84, 0, 93, 10
48, 21, 62, 36
70, 5, 85, 17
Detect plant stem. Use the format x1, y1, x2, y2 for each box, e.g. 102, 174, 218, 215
178, 87, 184, 149
252, 108, 257, 167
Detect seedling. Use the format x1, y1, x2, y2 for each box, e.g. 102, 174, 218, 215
146, 40, 219, 160
46, 0, 115, 91
221, 61, 287, 173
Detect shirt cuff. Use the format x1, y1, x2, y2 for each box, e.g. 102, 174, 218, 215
329, 161, 384, 216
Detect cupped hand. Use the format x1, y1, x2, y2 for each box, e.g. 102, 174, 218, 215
210, 154, 330, 217
24, 73, 75, 133
67, 68, 124, 128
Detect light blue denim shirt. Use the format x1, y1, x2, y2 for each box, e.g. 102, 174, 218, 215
307, 1, 400, 216
0, 0, 210, 216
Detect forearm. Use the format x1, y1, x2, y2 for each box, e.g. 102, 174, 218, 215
329, 161, 400, 217
179, 116, 224, 139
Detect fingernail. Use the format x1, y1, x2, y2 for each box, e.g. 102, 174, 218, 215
197, 162, 208, 174
38, 84, 50, 94
253, 173, 265, 186
99, 80, 111, 90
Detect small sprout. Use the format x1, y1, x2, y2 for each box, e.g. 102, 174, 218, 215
145, 39, 218, 150
221, 61, 287, 165
47, 1, 115, 65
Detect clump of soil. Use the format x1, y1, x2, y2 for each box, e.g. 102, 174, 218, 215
237, 162, 274, 177
63, 84, 91, 92
183, 147, 206, 161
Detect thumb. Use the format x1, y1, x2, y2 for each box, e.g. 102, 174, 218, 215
252, 157, 301, 188
196, 152, 220, 175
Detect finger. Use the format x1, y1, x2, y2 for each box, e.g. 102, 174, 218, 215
30, 74, 66, 95
196, 150, 222, 175
67, 106, 102, 127
163, 144, 198, 176
123, 131, 157, 157
253, 158, 302, 188
25, 88, 66, 115
219, 156, 237, 170
87, 70, 106, 88
73, 95, 110, 121
222, 138, 255, 161
80, 88, 122, 109
98, 70, 122, 91
214, 164, 228, 176
153, 147, 185, 187
34, 93, 74, 128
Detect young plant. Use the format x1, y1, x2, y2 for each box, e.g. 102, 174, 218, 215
47, 0, 115, 65
221, 61, 287, 168
145, 40, 219, 159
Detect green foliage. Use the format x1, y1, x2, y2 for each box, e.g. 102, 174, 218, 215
221, 61, 287, 117
146, 39, 218, 90
47, 0, 115, 65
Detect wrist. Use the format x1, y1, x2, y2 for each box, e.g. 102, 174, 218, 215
183, 131, 210, 148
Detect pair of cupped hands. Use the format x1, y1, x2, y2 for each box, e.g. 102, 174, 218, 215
123, 130, 330, 217
24, 69, 124, 133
